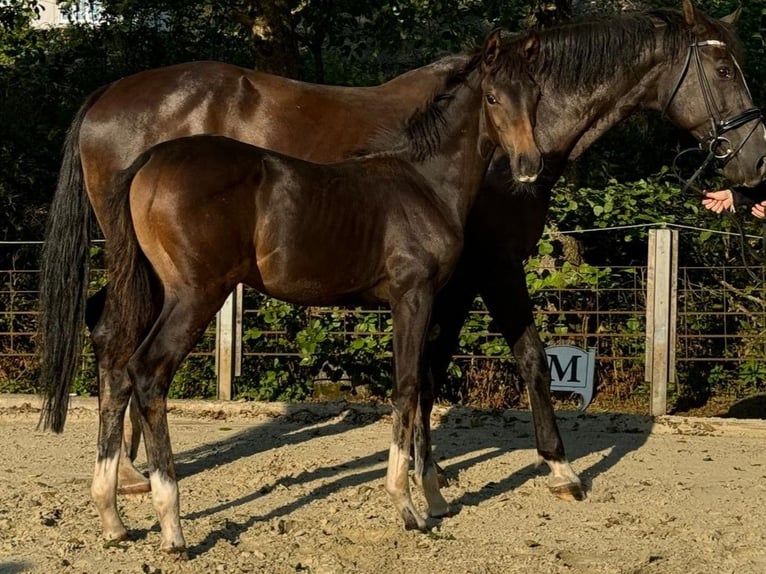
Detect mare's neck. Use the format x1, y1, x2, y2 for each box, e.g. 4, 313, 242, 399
535, 33, 667, 162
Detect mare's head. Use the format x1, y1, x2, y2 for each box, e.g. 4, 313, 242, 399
659, 0, 765, 187
480, 29, 542, 183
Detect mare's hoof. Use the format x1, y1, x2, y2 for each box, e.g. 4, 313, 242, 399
117, 479, 151, 495
549, 482, 586, 502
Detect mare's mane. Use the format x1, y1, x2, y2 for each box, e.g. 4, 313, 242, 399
531, 8, 742, 92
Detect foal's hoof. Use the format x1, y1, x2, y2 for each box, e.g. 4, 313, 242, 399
427, 503, 451, 519
435, 463, 449, 488
402, 508, 429, 532
117, 479, 151, 496
118, 464, 151, 495
549, 482, 586, 502
161, 545, 189, 561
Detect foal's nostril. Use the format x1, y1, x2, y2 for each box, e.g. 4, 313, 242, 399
757, 156, 766, 177
521, 153, 541, 177
515, 153, 541, 183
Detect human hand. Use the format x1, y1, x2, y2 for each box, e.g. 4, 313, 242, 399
701, 189, 734, 214
752, 201, 766, 219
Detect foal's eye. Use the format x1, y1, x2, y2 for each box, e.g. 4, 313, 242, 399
717, 66, 732, 79
485, 94, 497, 105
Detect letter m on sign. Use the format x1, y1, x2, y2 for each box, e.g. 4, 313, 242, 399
545, 345, 597, 410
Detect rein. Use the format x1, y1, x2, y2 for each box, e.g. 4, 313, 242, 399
664, 39, 766, 278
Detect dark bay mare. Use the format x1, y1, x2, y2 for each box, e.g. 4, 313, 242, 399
38, 0, 765, 537
46, 32, 542, 553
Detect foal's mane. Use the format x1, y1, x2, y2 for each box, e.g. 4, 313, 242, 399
531, 8, 742, 92
359, 53, 481, 162
363, 37, 533, 162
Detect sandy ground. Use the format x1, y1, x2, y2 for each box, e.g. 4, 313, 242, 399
1, 395, 766, 574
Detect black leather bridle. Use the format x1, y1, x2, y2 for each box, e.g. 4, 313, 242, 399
664, 39, 766, 276
663, 39, 763, 195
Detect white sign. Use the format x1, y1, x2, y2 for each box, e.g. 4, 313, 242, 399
545, 345, 597, 410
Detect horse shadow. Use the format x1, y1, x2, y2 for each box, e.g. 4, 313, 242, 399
142, 404, 653, 557
721, 394, 766, 419
0, 561, 33, 574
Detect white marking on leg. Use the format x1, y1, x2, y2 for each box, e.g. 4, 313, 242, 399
545, 458, 582, 489
386, 442, 426, 530
149, 471, 186, 552
92, 452, 127, 540
421, 463, 450, 518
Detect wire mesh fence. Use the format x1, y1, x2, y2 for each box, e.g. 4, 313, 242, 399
2, 239, 766, 408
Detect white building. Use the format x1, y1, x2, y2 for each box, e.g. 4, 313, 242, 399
32, 1, 100, 27
32, 1, 66, 27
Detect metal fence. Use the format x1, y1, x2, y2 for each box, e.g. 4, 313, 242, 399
2, 231, 766, 411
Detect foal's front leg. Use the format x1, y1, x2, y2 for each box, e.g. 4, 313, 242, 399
413, 369, 450, 518
414, 257, 480, 493
387, 287, 434, 531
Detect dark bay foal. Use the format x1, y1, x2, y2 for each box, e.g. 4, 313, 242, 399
84, 31, 541, 553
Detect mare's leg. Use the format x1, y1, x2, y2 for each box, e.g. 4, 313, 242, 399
479, 261, 584, 500
89, 302, 139, 541
387, 287, 433, 531
127, 291, 223, 554
87, 285, 150, 494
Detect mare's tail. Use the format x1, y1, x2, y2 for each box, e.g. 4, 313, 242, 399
38, 85, 108, 432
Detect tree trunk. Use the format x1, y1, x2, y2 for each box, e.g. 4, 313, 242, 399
530, 0, 573, 28
241, 0, 301, 78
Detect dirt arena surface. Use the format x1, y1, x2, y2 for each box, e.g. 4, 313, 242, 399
1, 395, 765, 574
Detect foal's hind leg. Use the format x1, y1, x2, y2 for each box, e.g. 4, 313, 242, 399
90, 309, 137, 542
128, 292, 225, 554
480, 266, 584, 501
87, 286, 150, 495
387, 286, 434, 532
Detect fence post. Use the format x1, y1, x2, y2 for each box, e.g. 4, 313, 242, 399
215, 283, 243, 400
645, 228, 678, 416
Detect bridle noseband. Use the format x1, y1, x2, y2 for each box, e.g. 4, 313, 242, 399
663, 39, 763, 193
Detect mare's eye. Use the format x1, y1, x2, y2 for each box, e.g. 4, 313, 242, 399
717, 66, 732, 79
485, 94, 497, 105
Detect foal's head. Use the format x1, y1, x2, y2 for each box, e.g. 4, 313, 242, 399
480, 30, 542, 183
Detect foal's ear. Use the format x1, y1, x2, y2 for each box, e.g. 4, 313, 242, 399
482, 28, 503, 71
720, 6, 742, 27
522, 32, 540, 64
682, 0, 697, 26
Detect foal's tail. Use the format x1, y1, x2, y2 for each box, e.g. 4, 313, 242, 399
38, 85, 108, 433
100, 152, 157, 369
